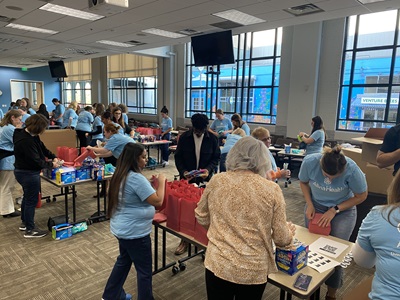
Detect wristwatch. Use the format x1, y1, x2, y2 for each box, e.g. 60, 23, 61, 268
333, 205, 340, 214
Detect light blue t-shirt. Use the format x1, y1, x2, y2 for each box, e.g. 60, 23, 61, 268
53, 104, 65, 120
75, 111, 94, 132
0, 124, 16, 170
21, 113, 31, 124
298, 153, 367, 207
241, 123, 251, 136
0, 109, 4, 120
161, 117, 172, 133
104, 134, 134, 159
221, 134, 242, 154
357, 206, 400, 300
123, 113, 128, 125
62, 108, 78, 128
110, 172, 156, 239
306, 129, 325, 156
268, 150, 277, 172
91, 116, 104, 140
210, 118, 232, 134
28, 108, 36, 115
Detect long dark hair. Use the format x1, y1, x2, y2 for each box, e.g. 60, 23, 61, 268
107, 143, 145, 218
231, 113, 244, 130
311, 116, 326, 138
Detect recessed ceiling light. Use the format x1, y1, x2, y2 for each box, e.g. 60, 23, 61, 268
212, 10, 265, 25
141, 28, 187, 38
96, 40, 135, 47
39, 3, 104, 21
6, 23, 58, 35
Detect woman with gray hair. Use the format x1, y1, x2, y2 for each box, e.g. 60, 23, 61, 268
195, 136, 296, 300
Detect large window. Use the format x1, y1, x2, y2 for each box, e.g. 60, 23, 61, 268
62, 59, 92, 107
108, 77, 157, 114
185, 29, 282, 124
338, 10, 400, 131
108, 54, 157, 115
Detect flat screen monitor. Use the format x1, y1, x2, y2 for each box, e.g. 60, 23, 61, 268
191, 30, 235, 67
48, 61, 67, 78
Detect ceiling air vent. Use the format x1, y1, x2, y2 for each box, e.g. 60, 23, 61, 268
127, 40, 146, 46
0, 15, 16, 22
66, 48, 99, 55
210, 20, 242, 30
178, 29, 202, 36
283, 4, 324, 16
0, 37, 29, 44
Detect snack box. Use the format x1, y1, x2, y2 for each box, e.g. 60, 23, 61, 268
52, 223, 73, 240
43, 167, 59, 180
56, 167, 76, 184
75, 166, 92, 181
275, 240, 308, 275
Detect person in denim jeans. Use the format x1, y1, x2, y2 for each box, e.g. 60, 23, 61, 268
102, 143, 165, 300
13, 114, 61, 238
299, 146, 367, 300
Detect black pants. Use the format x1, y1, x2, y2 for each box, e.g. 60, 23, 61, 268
205, 269, 267, 300
76, 130, 91, 148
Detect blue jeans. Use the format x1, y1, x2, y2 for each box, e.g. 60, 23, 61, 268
161, 133, 170, 162
219, 153, 227, 172
14, 169, 40, 231
304, 201, 356, 289
103, 235, 154, 300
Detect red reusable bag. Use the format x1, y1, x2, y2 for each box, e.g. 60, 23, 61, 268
179, 195, 198, 237
308, 213, 331, 236
166, 193, 181, 231
194, 219, 208, 246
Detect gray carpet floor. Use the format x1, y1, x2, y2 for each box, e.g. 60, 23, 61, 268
0, 156, 374, 300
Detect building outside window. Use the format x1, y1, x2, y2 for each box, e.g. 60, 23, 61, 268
108, 54, 157, 114
185, 28, 281, 124
338, 9, 400, 132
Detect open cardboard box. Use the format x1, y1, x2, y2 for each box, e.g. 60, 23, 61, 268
341, 148, 367, 173
352, 128, 387, 165
365, 163, 394, 195
41, 129, 77, 154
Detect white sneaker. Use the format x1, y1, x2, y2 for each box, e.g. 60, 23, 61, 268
162, 161, 169, 166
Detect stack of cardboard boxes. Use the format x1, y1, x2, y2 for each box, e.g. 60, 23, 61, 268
342, 128, 393, 195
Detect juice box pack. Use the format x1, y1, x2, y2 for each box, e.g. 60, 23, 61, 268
275, 239, 308, 275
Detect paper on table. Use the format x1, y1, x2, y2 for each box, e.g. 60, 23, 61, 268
309, 237, 349, 259
307, 251, 341, 273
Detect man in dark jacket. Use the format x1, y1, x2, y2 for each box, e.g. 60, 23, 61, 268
173, 113, 220, 255
175, 113, 220, 184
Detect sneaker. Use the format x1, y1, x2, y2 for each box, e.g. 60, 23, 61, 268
2, 211, 21, 218
19, 222, 26, 231
16, 197, 23, 205
125, 294, 132, 300
162, 160, 169, 167
24, 228, 47, 238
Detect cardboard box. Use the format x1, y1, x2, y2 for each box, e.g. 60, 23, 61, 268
56, 167, 76, 184
275, 242, 308, 275
43, 167, 59, 180
40, 129, 77, 155
342, 148, 367, 173
365, 163, 394, 195
52, 223, 73, 240
352, 128, 388, 165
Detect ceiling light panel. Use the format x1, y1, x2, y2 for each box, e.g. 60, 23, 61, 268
357, 0, 386, 3
141, 28, 187, 38
39, 3, 105, 21
96, 40, 135, 47
5, 23, 59, 35
212, 10, 265, 25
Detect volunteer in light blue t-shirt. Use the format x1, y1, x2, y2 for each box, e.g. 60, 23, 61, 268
299, 116, 326, 155
298, 147, 367, 299
231, 113, 251, 136
87, 123, 135, 161
160, 106, 173, 165
102, 142, 165, 300
354, 204, 400, 300
209, 109, 233, 146
75, 106, 94, 147
61, 107, 78, 129
219, 128, 245, 172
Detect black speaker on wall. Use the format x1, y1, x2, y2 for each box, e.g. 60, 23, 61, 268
48, 61, 68, 78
